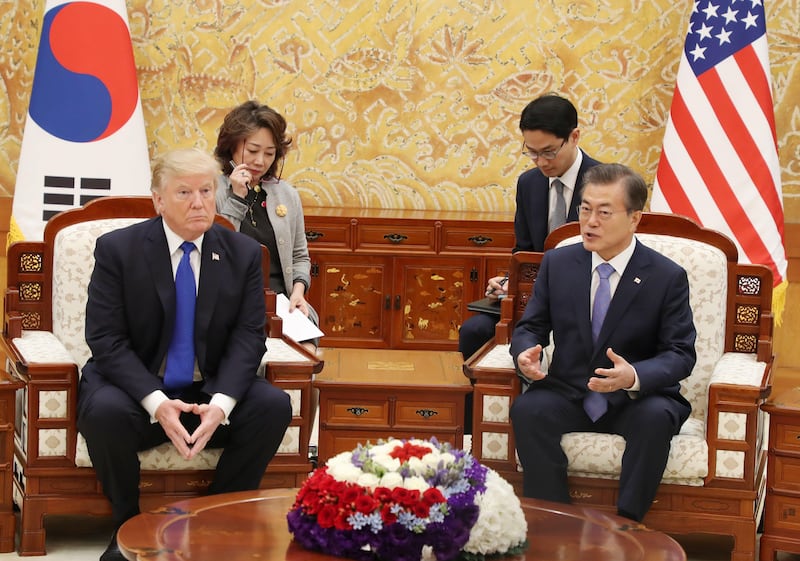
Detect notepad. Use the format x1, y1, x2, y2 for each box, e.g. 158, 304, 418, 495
466, 297, 502, 316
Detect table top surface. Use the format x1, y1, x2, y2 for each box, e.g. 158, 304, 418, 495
762, 385, 800, 413
118, 488, 686, 561
314, 347, 471, 388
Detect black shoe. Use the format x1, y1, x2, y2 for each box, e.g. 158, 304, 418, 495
100, 531, 126, 561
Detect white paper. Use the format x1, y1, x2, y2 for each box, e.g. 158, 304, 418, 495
274, 293, 325, 342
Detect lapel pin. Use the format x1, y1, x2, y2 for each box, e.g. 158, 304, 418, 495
212, 252, 220, 261
634, 277, 641, 284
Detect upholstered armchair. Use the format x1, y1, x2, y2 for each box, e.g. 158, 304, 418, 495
0, 196, 322, 555
464, 213, 773, 561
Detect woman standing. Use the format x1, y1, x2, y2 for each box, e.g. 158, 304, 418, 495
215, 100, 319, 352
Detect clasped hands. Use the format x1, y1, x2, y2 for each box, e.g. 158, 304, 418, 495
154, 399, 225, 460
517, 344, 636, 391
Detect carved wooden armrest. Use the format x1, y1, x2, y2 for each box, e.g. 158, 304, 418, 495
704, 352, 772, 488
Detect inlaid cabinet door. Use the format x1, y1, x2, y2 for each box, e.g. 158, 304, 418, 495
390, 256, 482, 349
308, 253, 393, 347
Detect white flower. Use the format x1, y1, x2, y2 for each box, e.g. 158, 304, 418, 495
422, 451, 453, 470
403, 475, 430, 492
357, 472, 381, 489
325, 451, 353, 469
379, 471, 404, 488
407, 456, 425, 475
327, 461, 363, 484
371, 452, 401, 472
462, 469, 527, 555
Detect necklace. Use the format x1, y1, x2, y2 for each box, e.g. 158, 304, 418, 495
245, 185, 266, 228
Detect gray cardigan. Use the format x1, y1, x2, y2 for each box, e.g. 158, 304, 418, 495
215, 175, 313, 299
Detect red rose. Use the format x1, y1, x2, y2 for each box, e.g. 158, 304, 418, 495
381, 504, 398, 525
422, 487, 445, 505
334, 510, 351, 530
342, 486, 361, 505
374, 487, 393, 503
317, 504, 337, 528
413, 502, 430, 518
355, 494, 377, 514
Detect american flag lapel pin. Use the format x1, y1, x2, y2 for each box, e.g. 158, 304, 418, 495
212, 252, 220, 261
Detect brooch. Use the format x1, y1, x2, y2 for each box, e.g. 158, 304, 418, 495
276, 204, 288, 217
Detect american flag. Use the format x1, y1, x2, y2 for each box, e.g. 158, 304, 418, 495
651, 0, 786, 289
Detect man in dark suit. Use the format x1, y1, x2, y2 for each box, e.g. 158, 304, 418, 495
77, 148, 292, 561
459, 93, 600, 360
510, 163, 696, 522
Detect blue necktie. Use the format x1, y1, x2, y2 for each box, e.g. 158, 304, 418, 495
164, 241, 196, 395
585, 262, 615, 421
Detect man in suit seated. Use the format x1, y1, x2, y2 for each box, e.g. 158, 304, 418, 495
77, 148, 292, 561
458, 93, 600, 360
510, 163, 696, 522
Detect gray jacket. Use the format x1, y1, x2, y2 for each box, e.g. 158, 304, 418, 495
215, 175, 312, 298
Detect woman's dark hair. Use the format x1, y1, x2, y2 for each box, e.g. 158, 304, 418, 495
214, 100, 292, 179
519, 93, 578, 140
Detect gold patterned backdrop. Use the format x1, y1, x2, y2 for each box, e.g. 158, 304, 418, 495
1, 0, 798, 218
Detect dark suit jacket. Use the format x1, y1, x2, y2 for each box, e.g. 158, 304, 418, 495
510, 240, 696, 410
513, 151, 601, 252
81, 217, 267, 403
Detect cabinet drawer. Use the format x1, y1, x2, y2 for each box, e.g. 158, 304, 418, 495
395, 399, 461, 427
305, 222, 352, 249
323, 398, 390, 427
773, 420, 800, 453
356, 225, 434, 251
765, 494, 800, 533
440, 226, 515, 253
772, 455, 800, 492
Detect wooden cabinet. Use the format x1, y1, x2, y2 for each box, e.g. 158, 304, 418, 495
314, 348, 471, 463
304, 208, 514, 350
761, 387, 800, 560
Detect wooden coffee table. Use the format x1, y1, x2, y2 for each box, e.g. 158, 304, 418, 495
117, 488, 685, 560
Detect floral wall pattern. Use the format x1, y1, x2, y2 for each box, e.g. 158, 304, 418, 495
1, 0, 798, 218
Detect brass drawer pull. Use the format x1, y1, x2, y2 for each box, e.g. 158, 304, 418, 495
305, 230, 324, 241
468, 235, 493, 246
383, 233, 408, 244
416, 409, 438, 418
346, 407, 369, 416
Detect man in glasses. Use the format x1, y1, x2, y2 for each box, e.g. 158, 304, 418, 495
459, 93, 601, 361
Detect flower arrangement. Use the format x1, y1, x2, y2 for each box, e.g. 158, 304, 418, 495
287, 438, 528, 561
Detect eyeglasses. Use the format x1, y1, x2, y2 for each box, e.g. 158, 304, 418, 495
577, 204, 629, 221
521, 139, 567, 161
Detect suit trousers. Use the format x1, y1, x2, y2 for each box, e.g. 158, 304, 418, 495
77, 375, 292, 527
510, 386, 689, 521
458, 312, 498, 360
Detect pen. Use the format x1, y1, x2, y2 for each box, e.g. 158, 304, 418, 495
230, 160, 250, 190
486, 275, 509, 296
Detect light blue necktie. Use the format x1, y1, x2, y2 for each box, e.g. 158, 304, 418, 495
164, 241, 196, 395
585, 262, 615, 421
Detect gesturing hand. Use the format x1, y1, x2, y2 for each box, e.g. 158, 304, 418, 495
517, 344, 545, 381
588, 347, 636, 393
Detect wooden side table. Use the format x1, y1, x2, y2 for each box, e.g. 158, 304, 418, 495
313, 348, 472, 463
760, 386, 800, 560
